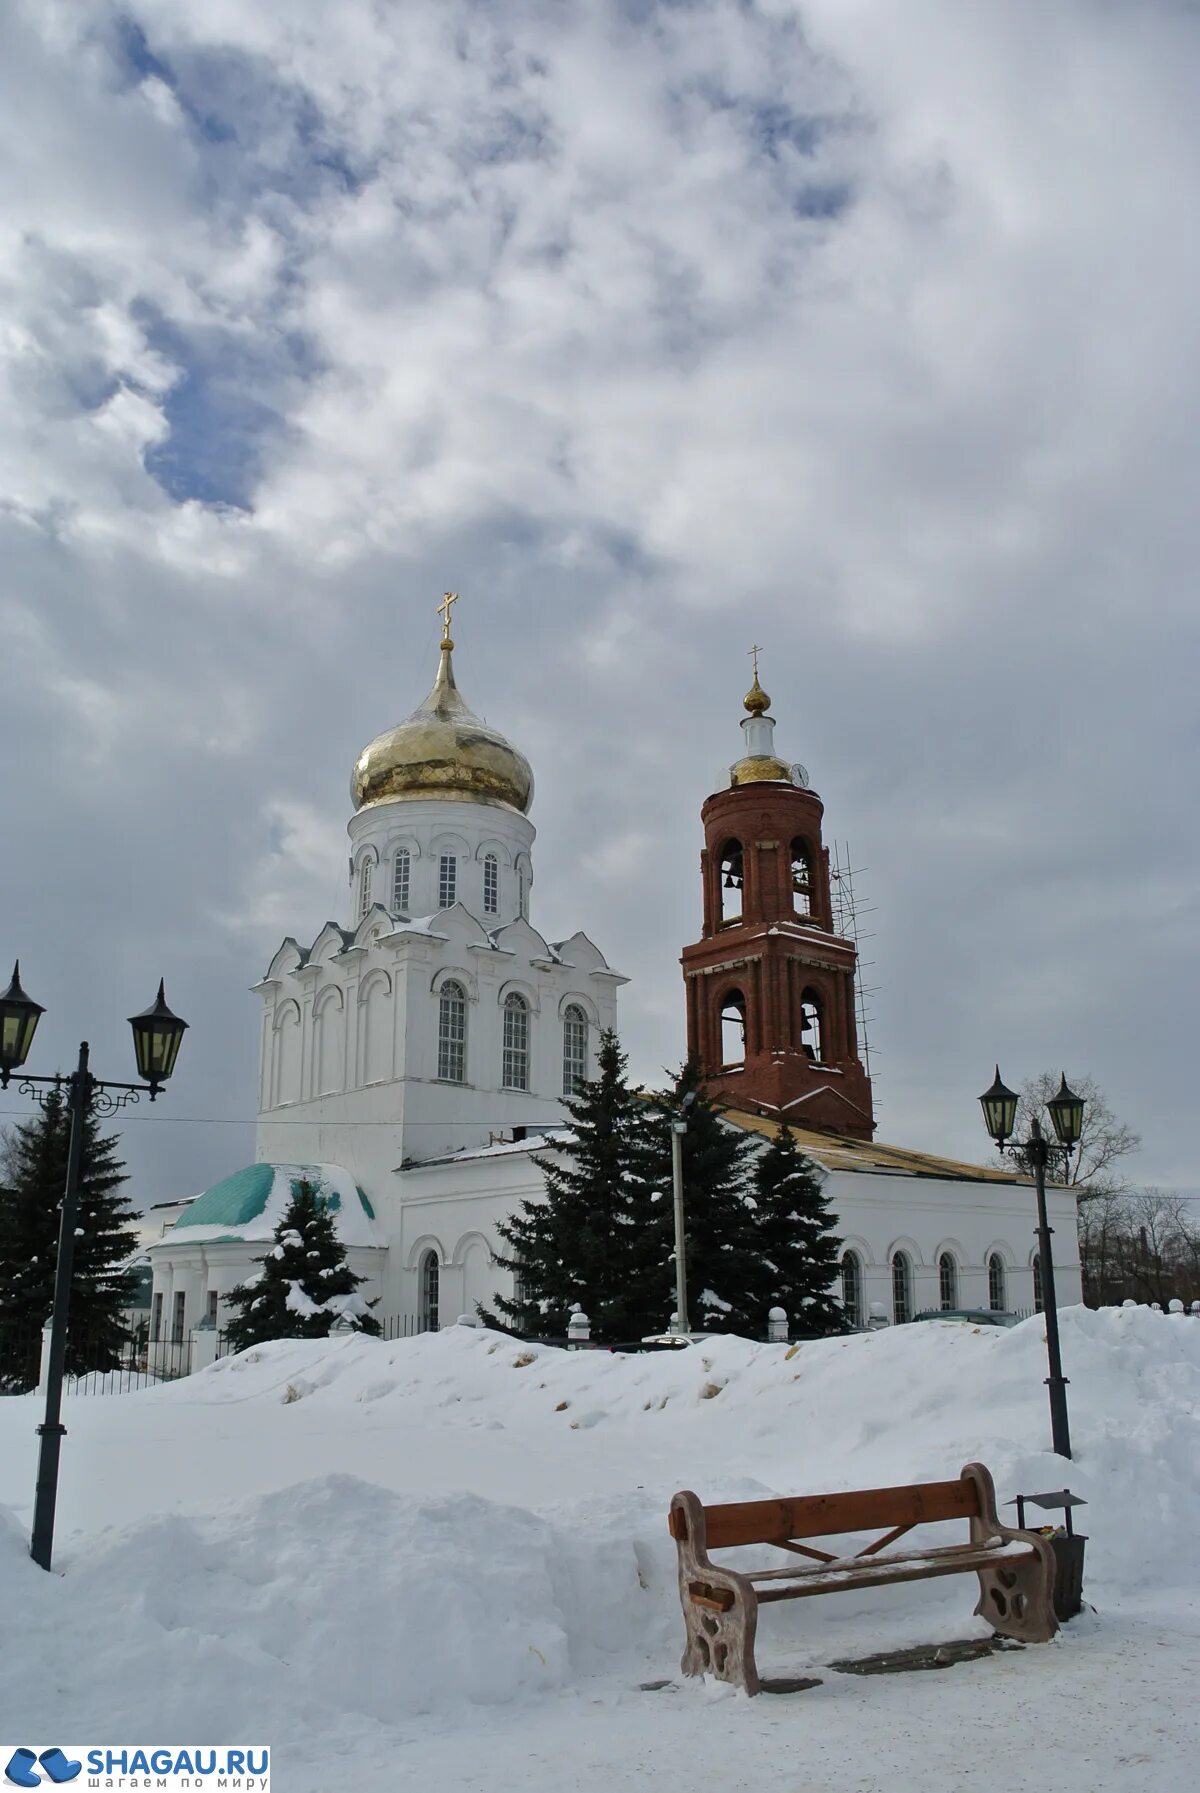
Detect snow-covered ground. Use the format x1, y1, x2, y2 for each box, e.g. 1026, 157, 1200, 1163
1, 1307, 1198, 1792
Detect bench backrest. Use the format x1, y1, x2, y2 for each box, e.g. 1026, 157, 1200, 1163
679, 1477, 982, 1550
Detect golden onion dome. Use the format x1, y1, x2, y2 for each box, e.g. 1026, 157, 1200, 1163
743, 673, 771, 716
351, 638, 534, 814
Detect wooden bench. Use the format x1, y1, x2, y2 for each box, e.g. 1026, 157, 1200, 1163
668, 1461, 1057, 1694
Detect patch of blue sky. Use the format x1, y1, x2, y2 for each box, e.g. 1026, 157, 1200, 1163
110, 14, 364, 196
135, 307, 320, 510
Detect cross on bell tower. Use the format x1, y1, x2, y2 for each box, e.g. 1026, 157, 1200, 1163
680, 660, 875, 1138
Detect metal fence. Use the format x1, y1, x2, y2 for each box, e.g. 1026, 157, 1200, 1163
0, 1328, 209, 1395
380, 1314, 428, 1341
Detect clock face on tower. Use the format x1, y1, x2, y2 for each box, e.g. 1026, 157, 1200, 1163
789, 763, 810, 788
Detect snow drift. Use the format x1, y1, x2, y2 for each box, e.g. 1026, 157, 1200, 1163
1, 1305, 1198, 1760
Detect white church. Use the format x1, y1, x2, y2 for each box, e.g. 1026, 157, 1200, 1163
146, 596, 1080, 1346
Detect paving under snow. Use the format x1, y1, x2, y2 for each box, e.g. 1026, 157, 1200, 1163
1, 1307, 1198, 1791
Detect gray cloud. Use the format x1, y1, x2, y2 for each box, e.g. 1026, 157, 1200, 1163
1, 0, 1196, 1202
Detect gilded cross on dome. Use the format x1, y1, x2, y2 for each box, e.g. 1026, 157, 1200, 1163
748, 642, 763, 680
438, 590, 459, 642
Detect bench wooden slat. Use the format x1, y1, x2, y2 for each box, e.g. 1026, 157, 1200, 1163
742, 1537, 1033, 1583
699, 1477, 980, 1549
754, 1545, 1032, 1602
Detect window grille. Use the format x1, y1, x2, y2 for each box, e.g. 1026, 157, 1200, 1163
1033, 1254, 1044, 1313
420, 1251, 440, 1332
517, 864, 528, 919
988, 1253, 1006, 1312
438, 852, 457, 908
393, 848, 410, 913
206, 1290, 219, 1328
841, 1251, 863, 1329
358, 857, 373, 919
172, 1291, 186, 1344
503, 992, 530, 1090
483, 853, 499, 914
938, 1252, 958, 1310
151, 1293, 163, 1343
892, 1252, 912, 1324
437, 980, 467, 1083
562, 1004, 588, 1095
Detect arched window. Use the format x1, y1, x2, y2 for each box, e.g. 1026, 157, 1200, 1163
517, 863, 529, 920
799, 989, 823, 1062
562, 1004, 588, 1096
438, 851, 457, 909
437, 980, 467, 1083
358, 856, 373, 920
841, 1251, 863, 1329
720, 990, 746, 1067
938, 1251, 958, 1311
988, 1253, 1007, 1312
502, 991, 530, 1090
392, 848, 410, 913
483, 853, 499, 915
419, 1249, 439, 1332
892, 1251, 913, 1324
719, 839, 744, 923
1032, 1254, 1044, 1314
791, 839, 812, 918
511, 1253, 528, 1311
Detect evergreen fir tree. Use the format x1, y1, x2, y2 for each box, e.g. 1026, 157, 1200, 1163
483, 1030, 663, 1342
223, 1178, 382, 1352
748, 1122, 847, 1337
0, 1089, 139, 1390
646, 1062, 767, 1335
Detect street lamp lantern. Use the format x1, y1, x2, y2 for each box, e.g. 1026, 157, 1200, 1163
0, 962, 45, 1083
4, 956, 188, 1570
128, 980, 188, 1094
977, 1065, 1086, 1461
1047, 1074, 1085, 1151
979, 1064, 1019, 1150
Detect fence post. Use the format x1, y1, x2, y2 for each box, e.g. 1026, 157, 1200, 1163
190, 1328, 219, 1375
767, 1306, 788, 1343
37, 1321, 54, 1397
567, 1307, 590, 1347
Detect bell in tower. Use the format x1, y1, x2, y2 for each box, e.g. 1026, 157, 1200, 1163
680, 656, 875, 1139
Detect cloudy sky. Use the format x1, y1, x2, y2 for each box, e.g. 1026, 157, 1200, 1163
2, 0, 1197, 1205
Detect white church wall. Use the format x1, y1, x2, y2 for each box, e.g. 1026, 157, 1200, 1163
826, 1168, 1081, 1320
348, 797, 535, 929
146, 1238, 387, 1343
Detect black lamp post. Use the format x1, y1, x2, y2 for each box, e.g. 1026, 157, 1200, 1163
979, 1067, 1084, 1460
0, 964, 188, 1570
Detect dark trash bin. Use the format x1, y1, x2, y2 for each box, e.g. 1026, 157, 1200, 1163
1007, 1489, 1088, 1622
1048, 1530, 1087, 1621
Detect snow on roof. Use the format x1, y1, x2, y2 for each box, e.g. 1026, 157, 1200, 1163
412, 1128, 573, 1169
162, 1163, 388, 1248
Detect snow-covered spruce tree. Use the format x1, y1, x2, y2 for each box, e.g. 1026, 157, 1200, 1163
0, 1087, 139, 1390
749, 1122, 847, 1337
223, 1178, 381, 1352
645, 1061, 769, 1335
483, 1029, 663, 1342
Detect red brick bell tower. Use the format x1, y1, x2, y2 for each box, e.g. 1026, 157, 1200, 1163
681, 659, 875, 1139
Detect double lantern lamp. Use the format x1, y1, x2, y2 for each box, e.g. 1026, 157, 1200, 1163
0, 964, 188, 1096
979, 1067, 1086, 1156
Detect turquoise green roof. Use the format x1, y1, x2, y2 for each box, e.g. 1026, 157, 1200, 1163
174, 1164, 377, 1234
177, 1163, 275, 1229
